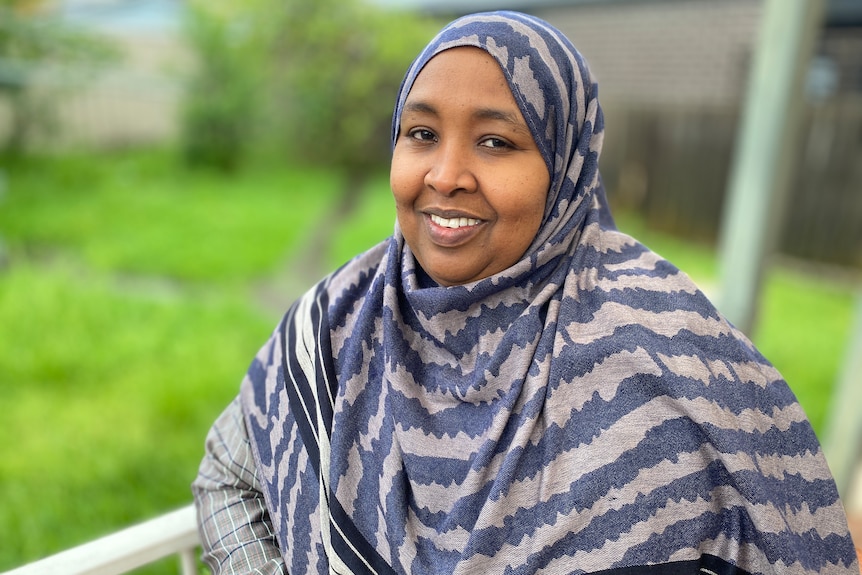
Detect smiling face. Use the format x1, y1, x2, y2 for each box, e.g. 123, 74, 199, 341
390, 47, 550, 287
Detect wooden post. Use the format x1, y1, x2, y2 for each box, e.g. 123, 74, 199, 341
823, 290, 862, 497
716, 0, 826, 334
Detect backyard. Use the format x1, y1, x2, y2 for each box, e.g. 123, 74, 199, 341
0, 149, 856, 574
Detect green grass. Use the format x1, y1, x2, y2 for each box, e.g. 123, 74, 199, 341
0, 150, 856, 572
327, 173, 396, 268
0, 152, 328, 573
754, 267, 855, 433
0, 151, 341, 282
0, 261, 275, 573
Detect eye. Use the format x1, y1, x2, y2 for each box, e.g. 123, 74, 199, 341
408, 128, 436, 143
479, 137, 512, 150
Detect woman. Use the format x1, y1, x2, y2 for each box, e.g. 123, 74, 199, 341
193, 11, 860, 575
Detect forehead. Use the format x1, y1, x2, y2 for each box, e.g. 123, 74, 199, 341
413, 46, 503, 79
404, 47, 518, 110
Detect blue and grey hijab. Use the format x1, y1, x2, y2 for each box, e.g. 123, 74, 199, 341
241, 11, 859, 575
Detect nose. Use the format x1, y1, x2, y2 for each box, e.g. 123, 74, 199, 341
424, 145, 477, 195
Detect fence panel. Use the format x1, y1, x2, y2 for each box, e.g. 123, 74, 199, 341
606, 100, 862, 271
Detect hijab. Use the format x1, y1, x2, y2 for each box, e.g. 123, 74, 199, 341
241, 11, 859, 575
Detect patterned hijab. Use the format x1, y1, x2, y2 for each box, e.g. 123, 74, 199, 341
241, 11, 859, 575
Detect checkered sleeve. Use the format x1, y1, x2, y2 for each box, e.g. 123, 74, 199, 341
192, 396, 287, 575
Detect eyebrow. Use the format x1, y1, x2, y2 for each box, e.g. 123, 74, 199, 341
402, 101, 436, 116
402, 100, 528, 132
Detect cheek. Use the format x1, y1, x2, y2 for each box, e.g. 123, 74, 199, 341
390, 179, 414, 222
525, 170, 551, 224
507, 175, 549, 247
389, 149, 419, 206
390, 157, 421, 238
502, 174, 548, 226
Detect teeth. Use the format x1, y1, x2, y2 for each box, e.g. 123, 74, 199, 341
430, 214, 480, 229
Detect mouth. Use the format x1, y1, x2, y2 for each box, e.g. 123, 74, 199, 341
429, 214, 482, 229
423, 211, 485, 247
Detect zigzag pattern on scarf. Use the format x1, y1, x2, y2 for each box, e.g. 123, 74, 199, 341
240, 10, 859, 575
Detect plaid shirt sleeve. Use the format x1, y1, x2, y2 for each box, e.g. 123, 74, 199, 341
192, 396, 287, 575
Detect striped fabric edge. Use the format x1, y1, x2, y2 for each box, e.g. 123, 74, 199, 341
279, 282, 398, 575
586, 554, 752, 575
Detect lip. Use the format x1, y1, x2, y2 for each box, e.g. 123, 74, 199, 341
422, 210, 486, 247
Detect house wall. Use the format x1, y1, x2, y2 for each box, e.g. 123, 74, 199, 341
53, 30, 187, 148
0, 26, 187, 151
534, 0, 764, 108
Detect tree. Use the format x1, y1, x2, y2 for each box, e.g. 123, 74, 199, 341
180, 0, 440, 185
179, 0, 440, 279
271, 0, 439, 209
180, 0, 264, 172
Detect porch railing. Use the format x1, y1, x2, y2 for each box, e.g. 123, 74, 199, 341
2, 497, 860, 572
1, 504, 200, 575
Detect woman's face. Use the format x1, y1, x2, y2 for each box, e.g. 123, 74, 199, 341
390, 47, 550, 286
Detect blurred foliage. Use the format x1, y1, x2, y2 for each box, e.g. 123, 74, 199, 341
180, 0, 441, 183
179, 1, 261, 172
270, 0, 439, 180
0, 0, 119, 154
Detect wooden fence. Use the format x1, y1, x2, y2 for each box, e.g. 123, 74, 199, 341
602, 98, 862, 270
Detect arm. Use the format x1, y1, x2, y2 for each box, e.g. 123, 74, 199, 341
192, 397, 287, 575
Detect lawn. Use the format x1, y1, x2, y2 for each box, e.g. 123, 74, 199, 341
0, 150, 855, 573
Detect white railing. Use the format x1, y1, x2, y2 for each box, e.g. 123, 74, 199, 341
2, 505, 200, 575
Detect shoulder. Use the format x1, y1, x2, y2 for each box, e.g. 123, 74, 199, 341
573, 225, 723, 328
569, 225, 785, 384
325, 237, 392, 332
